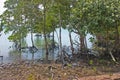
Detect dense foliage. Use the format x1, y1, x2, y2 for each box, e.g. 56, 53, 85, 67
0, 0, 120, 61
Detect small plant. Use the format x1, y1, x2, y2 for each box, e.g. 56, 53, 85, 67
93, 67, 97, 73
89, 60, 93, 65
27, 74, 35, 80
67, 63, 72, 67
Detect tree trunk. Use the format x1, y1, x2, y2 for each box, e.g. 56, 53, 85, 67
52, 31, 55, 60
114, 26, 120, 54
84, 36, 88, 53
106, 27, 109, 53
59, 27, 63, 60
31, 32, 34, 47
43, 0, 49, 62
59, 10, 65, 68
69, 31, 74, 55
19, 38, 22, 60
79, 34, 85, 54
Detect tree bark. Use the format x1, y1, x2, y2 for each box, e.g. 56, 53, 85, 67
43, 0, 49, 61
79, 33, 85, 54
69, 31, 74, 55
59, 10, 65, 68
31, 32, 34, 47
114, 26, 120, 53
52, 31, 55, 60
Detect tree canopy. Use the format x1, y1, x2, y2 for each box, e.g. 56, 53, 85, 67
0, 0, 120, 60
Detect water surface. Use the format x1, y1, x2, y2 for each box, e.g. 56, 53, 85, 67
0, 29, 92, 63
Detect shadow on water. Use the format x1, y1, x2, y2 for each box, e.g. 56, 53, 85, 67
6, 35, 59, 63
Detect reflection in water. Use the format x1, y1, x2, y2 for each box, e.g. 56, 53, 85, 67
21, 38, 28, 48
34, 36, 43, 49
8, 50, 21, 62
6, 36, 57, 63
0, 29, 92, 63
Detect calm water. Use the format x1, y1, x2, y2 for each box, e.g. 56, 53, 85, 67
0, 28, 92, 63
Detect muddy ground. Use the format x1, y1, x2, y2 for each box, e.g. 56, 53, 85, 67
0, 60, 120, 80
